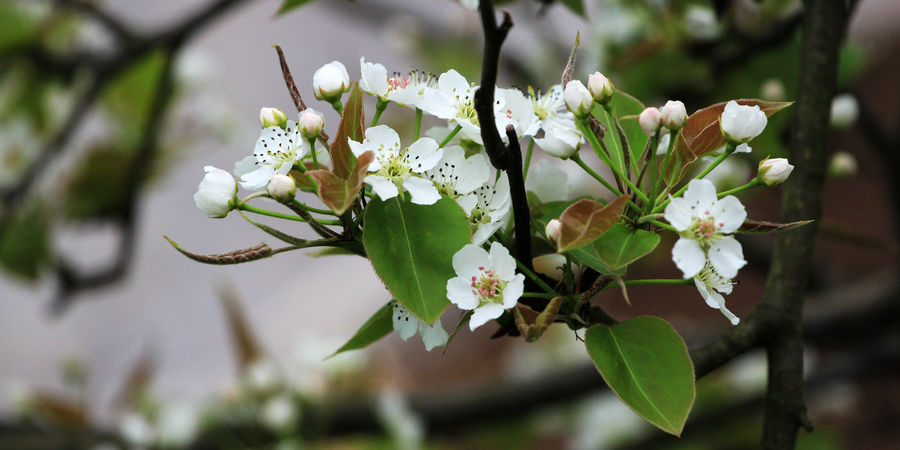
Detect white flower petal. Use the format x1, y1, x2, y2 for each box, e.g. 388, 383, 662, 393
501, 274, 525, 309
472, 221, 502, 246
456, 193, 477, 215
421, 89, 455, 119
455, 152, 491, 194
488, 242, 516, 280
418, 319, 449, 351
712, 195, 747, 234
446, 276, 479, 310
664, 197, 693, 232
469, 303, 505, 331
683, 179, 717, 213
391, 302, 418, 340
452, 244, 488, 278
359, 57, 389, 98
364, 125, 402, 151
672, 237, 706, 279
406, 138, 442, 173
403, 176, 441, 205
239, 165, 276, 192
708, 236, 746, 279
366, 175, 399, 200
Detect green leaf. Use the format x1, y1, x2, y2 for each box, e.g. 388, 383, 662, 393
558, 0, 586, 17
591, 223, 661, 271
363, 197, 471, 324
330, 301, 393, 357
594, 91, 647, 174
277, 0, 316, 15
585, 316, 695, 436
329, 82, 365, 180
0, 203, 51, 280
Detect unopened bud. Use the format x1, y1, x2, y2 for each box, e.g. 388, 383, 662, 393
758, 157, 793, 186
660, 100, 688, 130
194, 166, 237, 218
298, 109, 324, 139
545, 219, 562, 242
259, 107, 287, 129
828, 151, 857, 177
312, 61, 350, 103
587, 72, 614, 105
267, 174, 297, 202
639, 107, 662, 137
564, 80, 593, 117
720, 100, 767, 145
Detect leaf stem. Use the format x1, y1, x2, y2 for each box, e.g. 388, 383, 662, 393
652, 144, 736, 214
370, 99, 387, 127
307, 137, 319, 169
570, 154, 642, 212
291, 199, 337, 216
522, 138, 535, 181
718, 178, 763, 197
439, 125, 463, 148
578, 119, 649, 202
515, 258, 557, 295
414, 108, 423, 140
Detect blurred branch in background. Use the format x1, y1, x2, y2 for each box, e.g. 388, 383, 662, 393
0, 0, 256, 311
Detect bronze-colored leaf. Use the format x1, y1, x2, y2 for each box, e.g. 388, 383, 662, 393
737, 219, 813, 234
673, 99, 792, 171
329, 82, 365, 180
556, 195, 628, 253
306, 149, 374, 215
514, 296, 563, 342
164, 236, 273, 265
31, 391, 87, 426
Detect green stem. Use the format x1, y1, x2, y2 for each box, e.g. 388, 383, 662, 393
605, 104, 633, 179
238, 204, 342, 225
637, 213, 664, 224
578, 119, 649, 203
718, 178, 763, 198
522, 138, 535, 181
291, 199, 337, 216
652, 144, 736, 214
570, 154, 642, 212
330, 100, 343, 117
650, 129, 677, 212
370, 100, 387, 127
307, 137, 319, 170
414, 108, 423, 140
515, 258, 557, 295
648, 219, 677, 232
439, 125, 462, 148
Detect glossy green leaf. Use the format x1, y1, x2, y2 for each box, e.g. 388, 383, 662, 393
277, 0, 316, 15
363, 197, 470, 324
594, 91, 647, 175
591, 223, 661, 271
330, 302, 393, 357
585, 316, 695, 436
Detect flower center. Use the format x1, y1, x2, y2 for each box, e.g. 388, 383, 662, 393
470, 266, 505, 304
688, 214, 725, 244
450, 87, 480, 126
387, 74, 410, 92
377, 151, 413, 182
428, 161, 461, 198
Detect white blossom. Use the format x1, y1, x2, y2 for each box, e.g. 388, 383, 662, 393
446, 242, 525, 330
665, 179, 747, 279
694, 264, 740, 325
564, 80, 592, 116
495, 88, 538, 141
261, 394, 299, 431
391, 301, 449, 351
720, 100, 767, 145
421, 69, 483, 143
758, 157, 793, 186
194, 166, 237, 218
235, 120, 306, 191
424, 146, 490, 201
462, 173, 511, 245
157, 402, 199, 447
312, 61, 350, 102
359, 58, 435, 108
529, 86, 583, 158
119, 413, 156, 447
660, 100, 688, 129
525, 159, 571, 203
348, 125, 442, 205
545, 218, 561, 242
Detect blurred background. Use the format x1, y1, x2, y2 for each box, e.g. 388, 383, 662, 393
0, 0, 898, 448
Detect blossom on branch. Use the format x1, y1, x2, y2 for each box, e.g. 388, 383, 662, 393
447, 242, 525, 331
391, 301, 449, 351
349, 125, 442, 205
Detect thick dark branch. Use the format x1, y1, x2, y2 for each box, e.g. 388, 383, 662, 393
475, 0, 512, 169
53, 0, 136, 42
759, 0, 851, 447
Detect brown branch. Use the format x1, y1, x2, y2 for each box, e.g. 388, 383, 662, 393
759, 0, 851, 447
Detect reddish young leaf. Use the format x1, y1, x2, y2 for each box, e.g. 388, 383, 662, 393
556, 195, 628, 253
677, 99, 792, 162
307, 150, 374, 215
329, 82, 365, 180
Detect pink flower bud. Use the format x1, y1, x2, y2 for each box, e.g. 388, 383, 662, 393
587, 72, 614, 104
298, 109, 324, 139
639, 107, 662, 136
